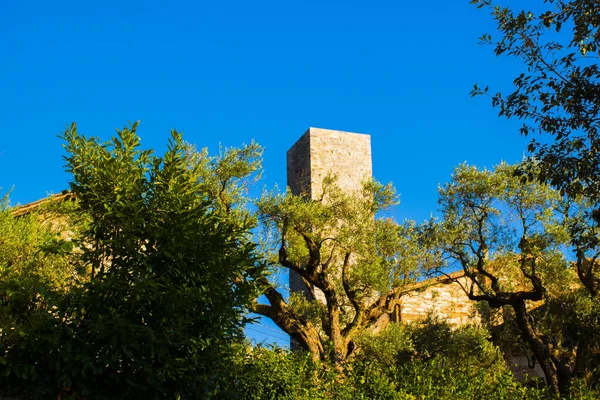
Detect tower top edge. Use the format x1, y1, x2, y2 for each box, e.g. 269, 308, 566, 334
305, 127, 370, 138
287, 127, 372, 158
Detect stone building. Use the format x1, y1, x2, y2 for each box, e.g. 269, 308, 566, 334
287, 127, 372, 199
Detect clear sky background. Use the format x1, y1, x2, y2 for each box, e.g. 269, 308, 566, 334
1, 0, 531, 346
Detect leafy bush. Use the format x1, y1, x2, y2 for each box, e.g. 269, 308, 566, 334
216, 321, 558, 400
216, 345, 411, 400
356, 320, 549, 399
0, 195, 80, 399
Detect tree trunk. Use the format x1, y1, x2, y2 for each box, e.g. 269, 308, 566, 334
251, 282, 325, 361
291, 327, 325, 362
513, 300, 566, 396
326, 294, 347, 364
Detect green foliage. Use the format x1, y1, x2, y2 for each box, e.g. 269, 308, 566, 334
471, 0, 600, 302
355, 322, 414, 370
0, 123, 264, 399
471, 0, 600, 203
259, 175, 414, 293
539, 290, 600, 386
0, 195, 79, 298
437, 161, 600, 395
411, 319, 499, 368
255, 176, 440, 361
357, 321, 549, 399
358, 320, 504, 375
217, 321, 561, 399
438, 162, 572, 300
0, 194, 82, 398
184, 141, 262, 226
215, 344, 411, 399
393, 360, 548, 400
219, 346, 323, 399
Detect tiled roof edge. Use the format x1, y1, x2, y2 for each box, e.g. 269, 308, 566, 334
9, 191, 73, 217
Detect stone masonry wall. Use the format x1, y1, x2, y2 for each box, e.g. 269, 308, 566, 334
399, 273, 479, 326
287, 127, 372, 200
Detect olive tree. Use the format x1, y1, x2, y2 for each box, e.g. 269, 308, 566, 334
253, 177, 438, 364
437, 162, 599, 395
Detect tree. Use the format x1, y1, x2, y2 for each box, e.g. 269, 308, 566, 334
471, 0, 600, 299
61, 122, 266, 397
252, 176, 438, 364
472, 0, 600, 201
1, 122, 265, 399
183, 139, 263, 227
437, 162, 599, 395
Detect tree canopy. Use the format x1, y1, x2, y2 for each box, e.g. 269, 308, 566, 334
253, 176, 439, 364
472, 0, 600, 203
468, 4, 600, 393
0, 123, 264, 399
437, 162, 600, 395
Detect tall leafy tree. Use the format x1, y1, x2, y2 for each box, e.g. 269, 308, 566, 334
471, 0, 600, 299
1, 123, 264, 399
472, 0, 600, 201
60, 122, 265, 397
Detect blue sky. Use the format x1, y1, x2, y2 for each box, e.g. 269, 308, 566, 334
1, 0, 531, 345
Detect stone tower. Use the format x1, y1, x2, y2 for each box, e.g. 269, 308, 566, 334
287, 127, 372, 200
286, 127, 372, 305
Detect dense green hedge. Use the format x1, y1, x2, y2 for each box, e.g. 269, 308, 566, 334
213, 322, 562, 400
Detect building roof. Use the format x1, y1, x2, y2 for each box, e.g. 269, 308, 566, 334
9, 191, 73, 217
